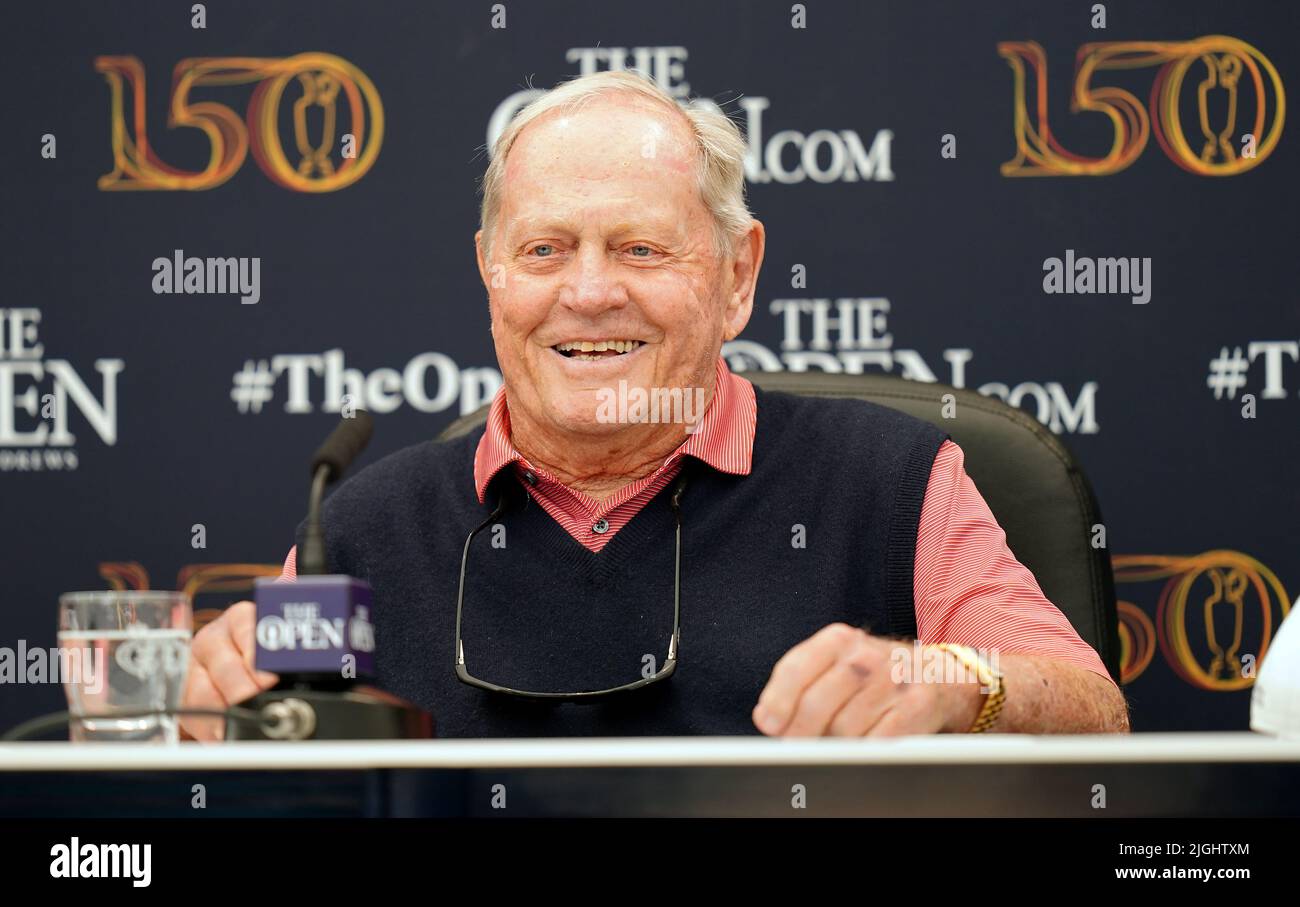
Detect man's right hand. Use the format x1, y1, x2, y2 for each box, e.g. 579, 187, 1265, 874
180, 600, 278, 742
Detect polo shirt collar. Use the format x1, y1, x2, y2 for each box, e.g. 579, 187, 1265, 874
472, 355, 756, 503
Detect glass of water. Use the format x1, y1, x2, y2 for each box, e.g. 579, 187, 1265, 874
58, 591, 192, 743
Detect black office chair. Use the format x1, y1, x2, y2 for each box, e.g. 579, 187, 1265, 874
438, 371, 1122, 683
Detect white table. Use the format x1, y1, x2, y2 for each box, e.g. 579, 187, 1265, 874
2, 733, 1297, 816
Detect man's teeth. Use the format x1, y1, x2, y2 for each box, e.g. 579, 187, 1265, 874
555, 340, 642, 353
554, 340, 643, 359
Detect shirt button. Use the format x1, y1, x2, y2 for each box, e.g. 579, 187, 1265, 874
592, 518, 609, 534
523, 471, 537, 486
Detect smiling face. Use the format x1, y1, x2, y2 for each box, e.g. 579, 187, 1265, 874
476, 95, 758, 443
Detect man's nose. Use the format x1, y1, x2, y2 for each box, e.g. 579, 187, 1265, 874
558, 244, 629, 314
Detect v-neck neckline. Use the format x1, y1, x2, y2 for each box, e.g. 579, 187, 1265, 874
483, 464, 691, 583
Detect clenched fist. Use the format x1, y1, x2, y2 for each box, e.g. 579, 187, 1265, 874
180, 600, 278, 742
751, 623, 982, 737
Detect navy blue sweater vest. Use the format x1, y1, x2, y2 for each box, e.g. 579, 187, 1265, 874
304, 386, 947, 737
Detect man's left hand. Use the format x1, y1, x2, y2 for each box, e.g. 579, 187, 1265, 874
752, 623, 982, 737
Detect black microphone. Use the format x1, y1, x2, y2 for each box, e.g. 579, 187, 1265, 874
299, 410, 374, 576
230, 412, 433, 741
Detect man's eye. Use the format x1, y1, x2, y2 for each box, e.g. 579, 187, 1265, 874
629, 245, 654, 257
530, 244, 555, 257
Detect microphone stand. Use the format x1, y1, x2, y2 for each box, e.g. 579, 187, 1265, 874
229, 413, 434, 741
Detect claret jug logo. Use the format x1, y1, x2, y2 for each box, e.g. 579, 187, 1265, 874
1113, 551, 1290, 689
1001, 35, 1284, 176
96, 52, 384, 192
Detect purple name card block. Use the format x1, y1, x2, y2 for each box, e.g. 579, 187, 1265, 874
253, 576, 376, 677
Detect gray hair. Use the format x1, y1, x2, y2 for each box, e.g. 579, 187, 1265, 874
479, 71, 752, 258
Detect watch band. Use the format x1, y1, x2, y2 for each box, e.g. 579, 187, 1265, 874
931, 643, 1005, 733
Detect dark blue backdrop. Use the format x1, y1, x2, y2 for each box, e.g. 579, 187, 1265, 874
2, 0, 1296, 733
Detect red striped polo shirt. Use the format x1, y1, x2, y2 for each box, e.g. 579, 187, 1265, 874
281, 357, 1112, 683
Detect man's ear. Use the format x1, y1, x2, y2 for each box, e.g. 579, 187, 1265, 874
722, 219, 766, 342
474, 230, 491, 289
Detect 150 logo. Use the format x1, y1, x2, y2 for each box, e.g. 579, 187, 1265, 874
1001, 35, 1284, 176
1113, 551, 1290, 689
96, 53, 384, 192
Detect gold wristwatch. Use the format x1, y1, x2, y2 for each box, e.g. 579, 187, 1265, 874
931, 643, 1005, 733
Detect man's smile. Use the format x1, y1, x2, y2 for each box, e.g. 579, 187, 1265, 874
547, 339, 650, 374
552, 339, 646, 360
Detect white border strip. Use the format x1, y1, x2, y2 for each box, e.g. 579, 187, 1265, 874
1, 733, 1299, 771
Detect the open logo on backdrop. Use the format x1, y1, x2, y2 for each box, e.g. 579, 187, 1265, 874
1000, 35, 1285, 176
95, 53, 384, 192
0, 308, 121, 473
488, 46, 895, 185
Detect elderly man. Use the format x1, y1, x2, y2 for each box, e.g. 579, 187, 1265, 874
182, 71, 1129, 740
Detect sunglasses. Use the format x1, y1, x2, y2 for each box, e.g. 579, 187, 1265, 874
454, 464, 692, 700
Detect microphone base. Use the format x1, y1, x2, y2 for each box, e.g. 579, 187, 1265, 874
228, 686, 434, 741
